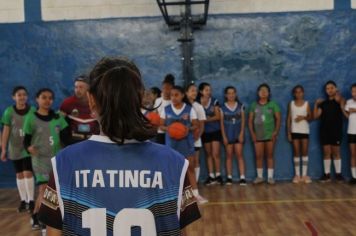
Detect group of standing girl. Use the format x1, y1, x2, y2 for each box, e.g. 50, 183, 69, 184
147, 76, 356, 205
1, 86, 69, 229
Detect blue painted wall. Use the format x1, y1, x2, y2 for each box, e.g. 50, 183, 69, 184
0, 10, 355, 186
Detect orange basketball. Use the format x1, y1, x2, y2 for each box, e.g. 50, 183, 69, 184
168, 122, 188, 140
146, 112, 161, 126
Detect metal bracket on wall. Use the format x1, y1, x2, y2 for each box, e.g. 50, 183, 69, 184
156, 0, 210, 86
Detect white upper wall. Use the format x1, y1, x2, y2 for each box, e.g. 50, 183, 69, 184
0, 0, 24, 23
42, 0, 334, 21
0, 0, 353, 23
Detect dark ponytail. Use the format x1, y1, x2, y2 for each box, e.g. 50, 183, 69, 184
89, 57, 156, 144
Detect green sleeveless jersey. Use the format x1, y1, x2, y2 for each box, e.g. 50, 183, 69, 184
1, 106, 36, 160
23, 112, 68, 159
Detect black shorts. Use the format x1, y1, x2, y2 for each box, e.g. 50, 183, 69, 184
155, 133, 166, 145
320, 133, 341, 146
348, 134, 356, 144
256, 139, 272, 143
291, 133, 309, 140
202, 131, 222, 143
12, 157, 33, 173
228, 139, 239, 144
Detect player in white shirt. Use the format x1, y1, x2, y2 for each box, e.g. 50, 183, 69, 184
287, 85, 312, 184
185, 83, 208, 204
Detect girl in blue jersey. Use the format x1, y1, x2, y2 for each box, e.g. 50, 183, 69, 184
38, 57, 200, 236
160, 86, 207, 204
220, 86, 246, 185
198, 82, 223, 185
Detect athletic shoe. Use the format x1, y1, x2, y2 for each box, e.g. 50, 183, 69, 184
267, 178, 275, 185
215, 176, 224, 185
253, 177, 264, 184
28, 200, 35, 213
320, 173, 331, 182
17, 201, 27, 213
239, 179, 247, 186
292, 176, 300, 184
195, 194, 208, 204
349, 178, 356, 185
335, 173, 344, 182
40, 222, 46, 236
302, 176, 312, 184
225, 177, 233, 185
204, 176, 215, 186
31, 213, 40, 230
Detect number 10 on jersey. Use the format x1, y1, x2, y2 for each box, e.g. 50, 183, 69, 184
82, 208, 157, 236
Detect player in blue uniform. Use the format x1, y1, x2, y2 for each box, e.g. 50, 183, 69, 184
220, 86, 246, 185
198, 83, 223, 185
160, 86, 207, 204
38, 57, 200, 236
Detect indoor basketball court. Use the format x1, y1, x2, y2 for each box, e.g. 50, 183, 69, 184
0, 1, 355, 236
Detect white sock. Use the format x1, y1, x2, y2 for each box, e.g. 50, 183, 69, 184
324, 159, 331, 174
209, 173, 215, 178
195, 167, 200, 182
294, 157, 300, 176
240, 175, 245, 179
268, 169, 274, 179
215, 172, 221, 177
227, 175, 232, 179
257, 168, 263, 178
24, 177, 35, 202
192, 189, 199, 197
302, 156, 308, 176
16, 178, 27, 201
334, 159, 341, 174
352, 167, 356, 178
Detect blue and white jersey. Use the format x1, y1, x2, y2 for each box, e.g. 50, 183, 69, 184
163, 104, 195, 158
221, 102, 244, 143
51, 135, 190, 236
201, 97, 220, 133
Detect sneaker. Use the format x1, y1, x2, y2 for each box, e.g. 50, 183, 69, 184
335, 173, 344, 182
267, 178, 275, 185
349, 178, 356, 185
292, 176, 300, 184
215, 176, 224, 185
17, 201, 27, 213
204, 176, 215, 186
28, 200, 35, 213
320, 173, 331, 182
39, 222, 46, 236
253, 177, 264, 184
195, 194, 208, 204
225, 177, 233, 185
302, 176, 312, 184
239, 179, 247, 186
31, 213, 40, 230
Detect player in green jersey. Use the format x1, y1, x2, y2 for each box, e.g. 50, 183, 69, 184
1, 86, 36, 213
248, 83, 281, 185
23, 88, 69, 230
